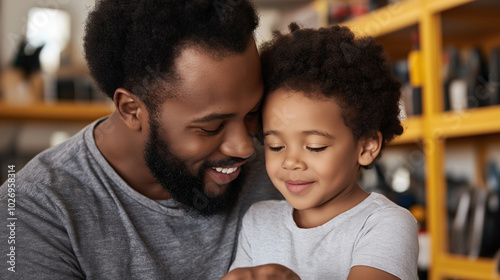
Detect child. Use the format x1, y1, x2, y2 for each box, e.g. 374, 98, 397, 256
229, 23, 419, 280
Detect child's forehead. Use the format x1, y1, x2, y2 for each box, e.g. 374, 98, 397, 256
263, 89, 345, 126
266, 87, 339, 105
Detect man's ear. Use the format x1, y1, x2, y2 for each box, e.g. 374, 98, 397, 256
113, 88, 146, 131
358, 131, 383, 166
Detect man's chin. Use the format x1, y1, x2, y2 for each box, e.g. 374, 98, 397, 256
203, 181, 231, 198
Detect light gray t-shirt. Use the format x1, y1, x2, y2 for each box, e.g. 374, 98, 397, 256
230, 193, 419, 280
0, 118, 280, 280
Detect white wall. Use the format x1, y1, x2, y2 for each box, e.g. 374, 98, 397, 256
0, 0, 95, 70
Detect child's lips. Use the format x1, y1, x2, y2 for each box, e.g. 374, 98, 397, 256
285, 180, 314, 194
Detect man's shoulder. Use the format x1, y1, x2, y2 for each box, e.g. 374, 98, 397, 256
3, 123, 97, 199
21, 128, 89, 180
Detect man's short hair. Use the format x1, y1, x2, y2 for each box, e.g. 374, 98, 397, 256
84, 0, 259, 108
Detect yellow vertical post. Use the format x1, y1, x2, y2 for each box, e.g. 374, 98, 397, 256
420, 4, 446, 280
312, 0, 329, 28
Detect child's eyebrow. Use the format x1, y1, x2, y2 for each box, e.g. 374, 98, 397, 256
302, 130, 334, 139
263, 130, 278, 137
263, 130, 334, 139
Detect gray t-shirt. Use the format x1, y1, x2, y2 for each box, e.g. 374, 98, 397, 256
230, 193, 419, 280
0, 118, 280, 280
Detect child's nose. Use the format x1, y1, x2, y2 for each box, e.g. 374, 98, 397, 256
281, 152, 306, 171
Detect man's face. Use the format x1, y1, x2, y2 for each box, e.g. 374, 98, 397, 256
144, 41, 263, 216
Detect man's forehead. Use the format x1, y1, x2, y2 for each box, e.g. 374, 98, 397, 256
170, 42, 259, 99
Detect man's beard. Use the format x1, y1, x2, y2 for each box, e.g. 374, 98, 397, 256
143, 117, 246, 217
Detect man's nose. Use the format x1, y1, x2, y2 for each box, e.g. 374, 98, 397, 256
219, 123, 255, 159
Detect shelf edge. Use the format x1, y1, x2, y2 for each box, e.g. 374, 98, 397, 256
341, 0, 422, 38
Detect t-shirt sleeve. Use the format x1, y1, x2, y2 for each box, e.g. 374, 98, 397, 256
351, 207, 419, 280
0, 181, 84, 279
229, 204, 257, 271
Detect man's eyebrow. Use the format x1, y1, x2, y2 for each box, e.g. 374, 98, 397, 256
303, 130, 334, 139
192, 113, 237, 123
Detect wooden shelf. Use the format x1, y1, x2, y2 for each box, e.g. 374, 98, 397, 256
0, 101, 114, 122
392, 116, 423, 144
341, 0, 421, 38
436, 254, 499, 280
433, 106, 500, 139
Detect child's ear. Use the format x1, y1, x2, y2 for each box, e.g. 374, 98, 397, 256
358, 131, 383, 166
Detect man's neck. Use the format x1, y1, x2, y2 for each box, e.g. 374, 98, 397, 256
94, 112, 172, 200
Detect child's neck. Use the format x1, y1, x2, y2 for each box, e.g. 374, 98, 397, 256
292, 185, 369, 229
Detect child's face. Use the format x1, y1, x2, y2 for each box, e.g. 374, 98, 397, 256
262, 88, 363, 211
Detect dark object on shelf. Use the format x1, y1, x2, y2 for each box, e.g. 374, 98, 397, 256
393, 60, 412, 117
55, 76, 101, 101
465, 47, 489, 108
489, 47, 500, 105
11, 39, 44, 77
369, 0, 389, 11
412, 87, 422, 115
450, 187, 500, 258
56, 78, 75, 100
442, 47, 461, 111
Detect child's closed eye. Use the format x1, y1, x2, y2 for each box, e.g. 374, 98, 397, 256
306, 146, 327, 152
268, 146, 284, 152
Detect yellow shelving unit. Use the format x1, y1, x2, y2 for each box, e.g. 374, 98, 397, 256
314, 0, 500, 279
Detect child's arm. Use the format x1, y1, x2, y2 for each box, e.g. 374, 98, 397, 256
349, 206, 419, 280
222, 264, 301, 280
347, 266, 400, 280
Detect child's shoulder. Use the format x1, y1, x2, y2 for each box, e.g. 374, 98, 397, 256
363, 192, 417, 226
241, 199, 290, 225
250, 199, 290, 212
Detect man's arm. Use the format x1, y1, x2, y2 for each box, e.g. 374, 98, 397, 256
0, 181, 84, 279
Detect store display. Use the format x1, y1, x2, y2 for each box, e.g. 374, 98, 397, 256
442, 47, 461, 111
489, 47, 500, 106
465, 47, 490, 108
408, 30, 422, 115
449, 79, 468, 112
450, 186, 500, 258
393, 59, 412, 117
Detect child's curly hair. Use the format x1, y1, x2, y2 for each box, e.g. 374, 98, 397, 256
260, 23, 403, 153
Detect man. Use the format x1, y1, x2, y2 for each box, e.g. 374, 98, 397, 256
0, 1, 298, 279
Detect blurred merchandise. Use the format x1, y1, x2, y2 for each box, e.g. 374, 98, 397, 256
488, 47, 500, 106
450, 186, 500, 258
368, 0, 388, 11
407, 29, 422, 115
393, 60, 411, 118
465, 47, 489, 108
328, 1, 351, 23
0, 39, 45, 104
350, 2, 369, 17
449, 79, 468, 112
443, 46, 499, 112
442, 47, 462, 111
